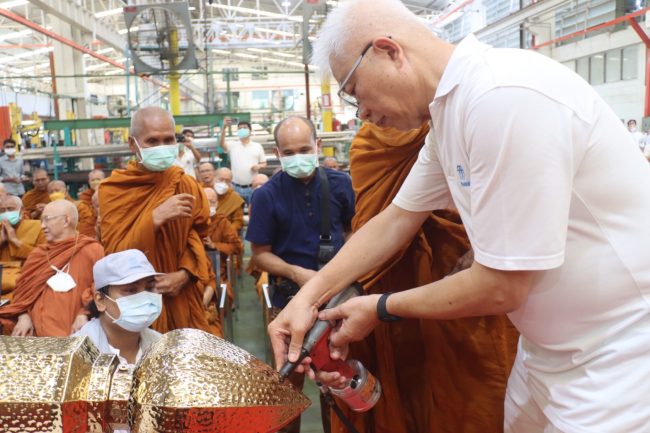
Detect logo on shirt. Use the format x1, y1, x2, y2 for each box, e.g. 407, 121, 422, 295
456, 165, 471, 187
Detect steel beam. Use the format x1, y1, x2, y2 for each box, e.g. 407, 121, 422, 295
43, 113, 251, 131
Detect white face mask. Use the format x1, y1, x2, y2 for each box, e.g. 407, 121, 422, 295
214, 182, 229, 195
4, 148, 15, 156
105, 291, 163, 333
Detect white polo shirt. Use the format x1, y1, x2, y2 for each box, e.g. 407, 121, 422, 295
225, 139, 266, 185
394, 35, 650, 432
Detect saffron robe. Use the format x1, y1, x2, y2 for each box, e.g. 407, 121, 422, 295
0, 219, 45, 295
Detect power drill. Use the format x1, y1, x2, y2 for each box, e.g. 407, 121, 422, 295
279, 284, 382, 412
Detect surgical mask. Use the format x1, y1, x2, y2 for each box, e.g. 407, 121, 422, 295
105, 291, 163, 333
89, 180, 102, 190
0, 210, 20, 226
49, 191, 65, 201
209, 206, 217, 217
214, 182, 229, 195
134, 138, 178, 172
280, 154, 318, 178
237, 128, 250, 139
4, 148, 15, 156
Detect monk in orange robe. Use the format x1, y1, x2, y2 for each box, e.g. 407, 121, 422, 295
22, 168, 50, 219
78, 169, 105, 205
214, 167, 244, 233
0, 195, 45, 299
198, 162, 217, 188
0, 200, 104, 336
329, 123, 518, 433
99, 106, 220, 335
76, 170, 105, 238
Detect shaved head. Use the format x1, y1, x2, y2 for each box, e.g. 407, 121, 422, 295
130, 106, 176, 140
32, 168, 50, 191
252, 173, 269, 189
204, 187, 218, 206
88, 169, 105, 183
47, 180, 67, 195
199, 162, 216, 185
323, 157, 339, 170
216, 168, 233, 185
41, 199, 78, 242
0, 195, 22, 213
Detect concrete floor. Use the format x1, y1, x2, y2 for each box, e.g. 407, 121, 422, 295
231, 239, 324, 433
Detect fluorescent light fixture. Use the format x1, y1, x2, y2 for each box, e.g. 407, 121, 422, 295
94, 7, 123, 18
233, 52, 258, 59
118, 26, 139, 35
0, 0, 28, 8
272, 51, 296, 58
247, 48, 268, 54
0, 29, 32, 42
282, 1, 291, 6
254, 27, 295, 37
209, 4, 302, 22
211, 49, 231, 55
0, 46, 53, 64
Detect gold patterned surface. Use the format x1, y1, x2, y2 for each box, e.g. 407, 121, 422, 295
130, 328, 311, 433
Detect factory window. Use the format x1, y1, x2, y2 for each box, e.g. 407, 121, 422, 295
590, 53, 605, 85
222, 67, 239, 81
576, 56, 590, 82
622, 45, 638, 80
605, 49, 621, 83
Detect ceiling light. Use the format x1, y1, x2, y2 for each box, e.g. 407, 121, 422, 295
118, 26, 139, 35
0, 1, 28, 8
0, 29, 32, 42
211, 49, 231, 55
0, 46, 53, 65
282, 1, 291, 6
94, 7, 123, 18
272, 51, 296, 58
233, 53, 258, 59
209, 4, 302, 22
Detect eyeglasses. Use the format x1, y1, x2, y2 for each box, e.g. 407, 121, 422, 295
41, 214, 66, 224
337, 42, 373, 109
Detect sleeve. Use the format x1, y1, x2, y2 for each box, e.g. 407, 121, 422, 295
464, 87, 573, 271
245, 186, 275, 245
392, 131, 454, 212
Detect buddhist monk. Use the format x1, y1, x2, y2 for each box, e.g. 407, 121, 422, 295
198, 162, 217, 188
214, 167, 244, 232
0, 200, 104, 336
0, 183, 7, 199
320, 123, 518, 433
322, 156, 339, 170
76, 171, 104, 239
22, 168, 50, 219
98, 106, 220, 335
92, 191, 101, 241
47, 179, 71, 201
0, 195, 45, 299
251, 173, 269, 190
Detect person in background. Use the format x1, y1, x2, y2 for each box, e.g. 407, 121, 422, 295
198, 162, 217, 188
22, 169, 50, 219
0, 139, 25, 197
214, 167, 245, 233
75, 249, 163, 366
78, 170, 105, 206
628, 119, 645, 150
175, 130, 201, 179
47, 180, 72, 202
219, 118, 267, 206
322, 156, 339, 171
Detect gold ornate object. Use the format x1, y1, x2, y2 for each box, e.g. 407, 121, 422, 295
0, 330, 310, 433
130, 328, 311, 433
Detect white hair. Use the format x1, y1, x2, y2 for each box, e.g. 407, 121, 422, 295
3, 195, 22, 210
311, 0, 422, 79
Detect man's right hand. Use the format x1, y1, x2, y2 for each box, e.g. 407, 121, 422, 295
223, 117, 232, 126
152, 193, 195, 229
12, 314, 33, 336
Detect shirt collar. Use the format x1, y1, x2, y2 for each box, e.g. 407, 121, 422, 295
433, 34, 491, 101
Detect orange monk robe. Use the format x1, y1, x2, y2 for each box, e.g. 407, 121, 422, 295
99, 161, 220, 335
77, 187, 94, 205
331, 123, 519, 433
76, 200, 97, 239
0, 219, 45, 296
205, 213, 242, 299
22, 188, 50, 219
217, 188, 244, 233
0, 234, 104, 336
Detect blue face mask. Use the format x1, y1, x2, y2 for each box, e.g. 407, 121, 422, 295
134, 138, 178, 172
0, 210, 20, 226
237, 128, 251, 139
280, 153, 319, 179
105, 290, 163, 333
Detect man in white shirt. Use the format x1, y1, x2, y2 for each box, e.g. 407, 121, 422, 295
219, 118, 267, 205
268, 1, 650, 432
627, 119, 646, 150
174, 129, 201, 179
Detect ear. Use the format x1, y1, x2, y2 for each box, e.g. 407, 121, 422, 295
94, 291, 108, 313
273, 147, 280, 159
372, 36, 404, 65
316, 138, 323, 153
128, 136, 138, 156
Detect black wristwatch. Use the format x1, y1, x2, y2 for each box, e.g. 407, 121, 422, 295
376, 292, 402, 322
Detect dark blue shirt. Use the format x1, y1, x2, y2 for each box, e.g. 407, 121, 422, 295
246, 168, 355, 271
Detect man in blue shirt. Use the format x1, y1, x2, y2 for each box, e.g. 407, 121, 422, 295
246, 115, 354, 433
0, 139, 25, 196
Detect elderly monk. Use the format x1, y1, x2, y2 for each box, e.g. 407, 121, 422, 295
0, 200, 104, 336
0, 195, 45, 299
99, 106, 220, 335
22, 168, 50, 219
0, 183, 7, 199
47, 180, 71, 201
76, 171, 105, 239
198, 162, 217, 188
251, 173, 269, 190
324, 122, 518, 433
322, 156, 340, 170
214, 167, 244, 233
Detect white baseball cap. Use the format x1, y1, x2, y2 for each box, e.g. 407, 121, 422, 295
93, 249, 163, 290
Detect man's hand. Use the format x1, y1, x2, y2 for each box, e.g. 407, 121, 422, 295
291, 266, 317, 287
0, 223, 7, 246
12, 313, 33, 336
154, 270, 190, 297
223, 117, 232, 127
268, 297, 320, 372
70, 314, 88, 334
251, 164, 261, 173
203, 285, 215, 308
152, 194, 195, 229
317, 294, 381, 351
202, 236, 216, 250
2, 220, 20, 247
2, 177, 19, 184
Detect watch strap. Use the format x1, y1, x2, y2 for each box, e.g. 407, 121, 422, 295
377, 292, 402, 322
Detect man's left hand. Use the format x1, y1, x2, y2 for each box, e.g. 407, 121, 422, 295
154, 270, 190, 297
317, 294, 382, 354
251, 164, 261, 172
70, 314, 88, 334
2, 220, 20, 246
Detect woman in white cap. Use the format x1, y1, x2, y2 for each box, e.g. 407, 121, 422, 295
75, 249, 163, 366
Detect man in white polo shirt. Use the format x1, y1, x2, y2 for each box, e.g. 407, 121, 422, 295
268, 1, 650, 432
219, 118, 267, 206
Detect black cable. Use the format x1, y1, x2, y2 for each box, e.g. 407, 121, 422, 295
312, 363, 361, 433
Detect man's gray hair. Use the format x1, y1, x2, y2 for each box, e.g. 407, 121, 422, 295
311, 0, 420, 79
130, 106, 176, 139
3, 195, 22, 210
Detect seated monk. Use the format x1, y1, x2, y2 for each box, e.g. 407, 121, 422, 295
0, 183, 7, 200
214, 167, 244, 233
47, 179, 74, 202
0, 195, 45, 300
22, 169, 50, 219
76, 170, 105, 239
198, 162, 217, 189
92, 191, 101, 241
201, 187, 242, 308
99, 106, 221, 336
0, 200, 104, 336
